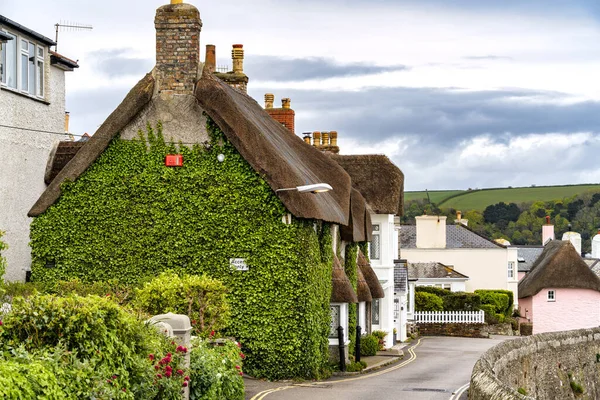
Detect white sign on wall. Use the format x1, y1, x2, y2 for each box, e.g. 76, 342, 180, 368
230, 258, 248, 271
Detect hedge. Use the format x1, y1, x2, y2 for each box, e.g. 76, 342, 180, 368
414, 287, 481, 311
415, 292, 443, 311
475, 290, 513, 317
29, 121, 332, 380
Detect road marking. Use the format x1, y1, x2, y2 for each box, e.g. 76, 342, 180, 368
449, 382, 470, 400
250, 338, 422, 400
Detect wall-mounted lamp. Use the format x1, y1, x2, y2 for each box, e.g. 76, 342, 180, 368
217, 154, 225, 162
276, 183, 333, 194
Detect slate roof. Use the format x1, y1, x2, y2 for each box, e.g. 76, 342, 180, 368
408, 262, 469, 280
518, 241, 600, 298
394, 262, 408, 293
399, 224, 503, 249
585, 259, 600, 277
512, 246, 544, 273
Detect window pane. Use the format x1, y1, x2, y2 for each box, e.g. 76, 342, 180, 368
21, 39, 27, 50
21, 53, 28, 91
329, 305, 340, 338
5, 33, 16, 88
37, 46, 44, 58
370, 234, 381, 260
372, 299, 380, 325
28, 42, 35, 95
0, 40, 5, 84
37, 60, 43, 96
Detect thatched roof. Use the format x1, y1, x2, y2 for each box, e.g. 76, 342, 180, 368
518, 241, 600, 298
44, 141, 86, 184
331, 154, 404, 216
331, 255, 358, 303
195, 72, 351, 225
357, 250, 385, 299
29, 70, 354, 225
340, 189, 372, 242
29, 73, 156, 217
356, 266, 373, 302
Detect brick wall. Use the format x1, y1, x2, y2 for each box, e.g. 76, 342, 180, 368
417, 323, 489, 338
155, 3, 202, 94
266, 108, 295, 134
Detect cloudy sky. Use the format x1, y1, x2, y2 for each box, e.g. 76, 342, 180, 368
3, 0, 600, 190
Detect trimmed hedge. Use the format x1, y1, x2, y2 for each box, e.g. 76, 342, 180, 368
415, 292, 443, 311
360, 334, 379, 356
475, 290, 513, 317
415, 287, 481, 311
29, 121, 332, 380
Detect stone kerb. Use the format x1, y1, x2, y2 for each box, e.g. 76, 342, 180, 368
469, 327, 600, 400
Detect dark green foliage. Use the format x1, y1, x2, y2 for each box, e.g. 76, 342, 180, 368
415, 287, 481, 311
483, 202, 521, 224
479, 304, 502, 324
189, 339, 244, 400
29, 121, 332, 380
415, 292, 443, 311
476, 290, 513, 317
360, 334, 379, 356
345, 243, 358, 354
371, 330, 388, 351
346, 360, 367, 372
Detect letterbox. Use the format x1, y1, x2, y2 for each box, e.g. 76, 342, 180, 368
165, 154, 184, 167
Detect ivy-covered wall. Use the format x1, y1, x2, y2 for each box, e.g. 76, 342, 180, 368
30, 120, 332, 379
345, 243, 358, 351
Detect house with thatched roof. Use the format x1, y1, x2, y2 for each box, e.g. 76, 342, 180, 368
25, 0, 385, 379
400, 215, 519, 309
518, 240, 600, 335
0, 15, 78, 283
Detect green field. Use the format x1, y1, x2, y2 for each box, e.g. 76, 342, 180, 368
404, 190, 464, 203
438, 185, 600, 211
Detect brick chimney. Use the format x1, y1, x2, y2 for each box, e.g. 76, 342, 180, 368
155, 0, 202, 94
214, 44, 249, 93
265, 96, 295, 134
205, 44, 216, 73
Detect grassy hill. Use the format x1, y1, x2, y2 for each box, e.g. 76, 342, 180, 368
406, 184, 600, 211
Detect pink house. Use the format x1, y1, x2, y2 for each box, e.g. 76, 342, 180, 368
518, 240, 600, 335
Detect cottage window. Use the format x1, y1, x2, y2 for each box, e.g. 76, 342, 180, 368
547, 290, 555, 302
329, 305, 341, 338
508, 261, 515, 279
0, 31, 17, 88
370, 224, 381, 260
372, 299, 380, 325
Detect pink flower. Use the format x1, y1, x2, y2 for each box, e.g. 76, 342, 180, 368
239, 371, 243, 376
0, 320, 3, 326
210, 330, 215, 338
235, 365, 241, 370
154, 365, 160, 370
149, 354, 155, 361
112, 375, 117, 380
240, 353, 245, 359
182, 381, 188, 387
237, 342, 241, 348
157, 374, 162, 379
184, 376, 190, 381
177, 369, 184, 376
166, 366, 173, 373
165, 371, 172, 378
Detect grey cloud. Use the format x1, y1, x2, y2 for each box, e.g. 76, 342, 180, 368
245, 55, 408, 81
87, 48, 153, 79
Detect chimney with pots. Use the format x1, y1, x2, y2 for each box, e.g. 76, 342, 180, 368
214, 44, 249, 93
416, 215, 447, 249
205, 44, 216, 73
264, 95, 295, 134
542, 216, 555, 245
155, 0, 202, 94
309, 130, 339, 154
454, 210, 468, 226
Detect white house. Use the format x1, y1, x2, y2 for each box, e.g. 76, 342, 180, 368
332, 154, 405, 348
400, 215, 519, 307
409, 262, 469, 292
0, 15, 78, 281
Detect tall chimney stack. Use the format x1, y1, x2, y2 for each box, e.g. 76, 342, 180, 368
155, 0, 202, 94
265, 93, 274, 109
214, 44, 249, 92
264, 96, 295, 134
205, 44, 216, 73
542, 216, 555, 245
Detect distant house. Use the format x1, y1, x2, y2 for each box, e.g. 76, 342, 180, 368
331, 154, 404, 348
511, 246, 544, 281
400, 215, 519, 306
409, 262, 469, 292
518, 241, 600, 335
0, 15, 78, 281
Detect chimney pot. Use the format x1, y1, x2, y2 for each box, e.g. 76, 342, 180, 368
330, 131, 338, 146
64, 111, 70, 133
205, 44, 216, 73
171, 0, 183, 3
313, 131, 321, 146
457, 210, 462, 220
322, 131, 330, 145
545, 216, 551, 224
265, 93, 274, 109
303, 132, 312, 145
232, 44, 244, 74
282, 98, 291, 109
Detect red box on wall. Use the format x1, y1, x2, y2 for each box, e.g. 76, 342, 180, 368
165, 154, 184, 167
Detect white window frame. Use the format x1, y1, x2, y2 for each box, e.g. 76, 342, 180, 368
1, 29, 46, 99
328, 303, 349, 345
1, 31, 17, 88
508, 261, 515, 279
547, 290, 556, 302
370, 224, 381, 260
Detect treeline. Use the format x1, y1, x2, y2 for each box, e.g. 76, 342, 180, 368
401, 191, 600, 253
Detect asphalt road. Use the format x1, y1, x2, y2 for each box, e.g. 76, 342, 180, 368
245, 335, 513, 400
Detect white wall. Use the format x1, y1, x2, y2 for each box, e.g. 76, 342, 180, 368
0, 64, 67, 281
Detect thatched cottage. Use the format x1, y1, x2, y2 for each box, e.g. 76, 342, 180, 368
27, 0, 387, 379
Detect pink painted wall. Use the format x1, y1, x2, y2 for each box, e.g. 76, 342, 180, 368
526, 288, 600, 335
518, 272, 526, 281
518, 297, 533, 323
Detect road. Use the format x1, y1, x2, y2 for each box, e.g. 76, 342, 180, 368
245, 335, 512, 400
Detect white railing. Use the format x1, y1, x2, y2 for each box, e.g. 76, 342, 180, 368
414, 310, 485, 324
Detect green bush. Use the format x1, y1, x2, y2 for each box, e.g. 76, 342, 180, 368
371, 330, 388, 351
189, 338, 244, 400
0, 294, 185, 399
475, 290, 513, 317
360, 334, 379, 356
134, 272, 230, 337
414, 287, 481, 311
346, 360, 367, 372
0, 281, 44, 302
53, 278, 136, 306
415, 292, 444, 311
414, 286, 448, 297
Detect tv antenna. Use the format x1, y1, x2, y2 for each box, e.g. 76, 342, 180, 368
54, 21, 93, 52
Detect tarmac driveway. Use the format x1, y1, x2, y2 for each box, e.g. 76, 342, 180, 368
245, 335, 513, 400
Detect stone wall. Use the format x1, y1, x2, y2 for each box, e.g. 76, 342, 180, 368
483, 323, 515, 336
417, 323, 489, 338
470, 327, 600, 400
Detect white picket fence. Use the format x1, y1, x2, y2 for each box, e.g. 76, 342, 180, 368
414, 310, 485, 324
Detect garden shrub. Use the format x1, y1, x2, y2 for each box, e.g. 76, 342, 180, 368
0, 294, 185, 399
371, 330, 388, 351
134, 272, 230, 337
346, 360, 367, 372
479, 304, 499, 324
0, 281, 44, 303
415, 292, 444, 311
415, 287, 481, 311
29, 121, 332, 380
360, 334, 379, 356
189, 338, 244, 400
475, 289, 513, 317
53, 278, 136, 306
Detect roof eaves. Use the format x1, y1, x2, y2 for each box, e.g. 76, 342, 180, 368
50, 50, 79, 70
0, 15, 56, 46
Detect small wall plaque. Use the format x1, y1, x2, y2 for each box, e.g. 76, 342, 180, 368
230, 258, 248, 271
